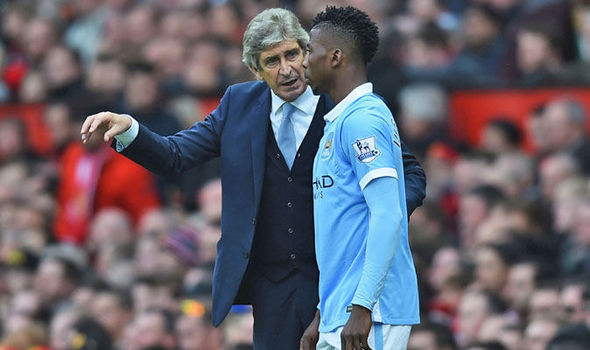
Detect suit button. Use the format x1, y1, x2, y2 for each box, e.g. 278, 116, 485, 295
287, 176, 293, 182
288, 228, 294, 234
287, 202, 293, 208
290, 254, 296, 260
251, 218, 256, 225
243, 252, 249, 259
276, 153, 281, 159
297, 153, 301, 158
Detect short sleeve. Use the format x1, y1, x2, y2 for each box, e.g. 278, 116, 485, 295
340, 105, 401, 190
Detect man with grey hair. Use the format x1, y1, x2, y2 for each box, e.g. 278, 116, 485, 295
80, 8, 426, 349
543, 97, 590, 175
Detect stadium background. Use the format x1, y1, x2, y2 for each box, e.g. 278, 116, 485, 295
1, 0, 590, 349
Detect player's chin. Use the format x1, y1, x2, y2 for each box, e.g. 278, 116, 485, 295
305, 78, 318, 92
311, 83, 324, 96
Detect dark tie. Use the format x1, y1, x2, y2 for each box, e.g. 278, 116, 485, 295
278, 103, 297, 169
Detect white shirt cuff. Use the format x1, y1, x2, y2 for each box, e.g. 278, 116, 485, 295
359, 168, 398, 190
114, 115, 139, 152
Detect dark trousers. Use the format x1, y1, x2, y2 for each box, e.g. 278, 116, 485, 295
247, 267, 319, 350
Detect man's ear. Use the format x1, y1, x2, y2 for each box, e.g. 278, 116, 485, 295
330, 48, 343, 68
249, 65, 262, 80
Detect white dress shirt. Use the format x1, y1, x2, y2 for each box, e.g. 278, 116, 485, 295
270, 86, 319, 150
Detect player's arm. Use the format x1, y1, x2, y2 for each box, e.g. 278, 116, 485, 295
353, 175, 402, 308
339, 110, 403, 350
339, 111, 402, 307
341, 174, 402, 350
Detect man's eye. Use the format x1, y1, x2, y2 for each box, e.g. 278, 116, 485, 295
265, 58, 278, 67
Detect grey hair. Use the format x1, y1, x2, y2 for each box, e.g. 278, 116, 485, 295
242, 8, 309, 71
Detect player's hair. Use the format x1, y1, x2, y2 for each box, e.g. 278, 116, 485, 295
311, 6, 379, 64
242, 8, 309, 71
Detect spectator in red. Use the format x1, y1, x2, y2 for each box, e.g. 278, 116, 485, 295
53, 133, 160, 244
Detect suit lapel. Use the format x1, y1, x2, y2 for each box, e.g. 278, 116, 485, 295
250, 87, 271, 211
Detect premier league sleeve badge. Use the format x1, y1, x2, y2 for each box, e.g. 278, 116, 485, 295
352, 136, 380, 163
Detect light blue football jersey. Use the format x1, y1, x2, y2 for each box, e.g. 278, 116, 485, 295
313, 83, 419, 332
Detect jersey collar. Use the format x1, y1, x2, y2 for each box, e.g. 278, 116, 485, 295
323, 83, 373, 123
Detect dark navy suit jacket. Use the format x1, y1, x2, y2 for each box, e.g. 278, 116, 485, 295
120, 80, 426, 326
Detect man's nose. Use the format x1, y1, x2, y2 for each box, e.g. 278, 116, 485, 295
279, 58, 292, 75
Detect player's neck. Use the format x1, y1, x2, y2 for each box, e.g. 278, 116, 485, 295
330, 71, 367, 105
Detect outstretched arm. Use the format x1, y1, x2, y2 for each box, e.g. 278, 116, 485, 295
79, 84, 237, 177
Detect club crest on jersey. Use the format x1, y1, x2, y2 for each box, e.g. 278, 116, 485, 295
321, 133, 334, 158
352, 136, 380, 163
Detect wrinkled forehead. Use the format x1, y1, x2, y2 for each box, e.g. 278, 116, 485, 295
259, 39, 302, 59
264, 39, 301, 52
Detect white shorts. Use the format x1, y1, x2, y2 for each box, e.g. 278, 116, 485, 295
317, 324, 412, 350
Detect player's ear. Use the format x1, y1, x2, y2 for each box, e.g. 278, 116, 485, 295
330, 48, 342, 68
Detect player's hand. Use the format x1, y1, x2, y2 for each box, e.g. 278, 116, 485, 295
80, 112, 132, 144
300, 310, 320, 350
341, 305, 372, 350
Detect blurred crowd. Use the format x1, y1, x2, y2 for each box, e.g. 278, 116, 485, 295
1, 0, 590, 349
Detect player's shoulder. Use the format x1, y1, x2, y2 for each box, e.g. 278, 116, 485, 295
341, 94, 391, 127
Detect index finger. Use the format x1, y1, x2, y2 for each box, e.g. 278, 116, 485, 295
80, 113, 101, 134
